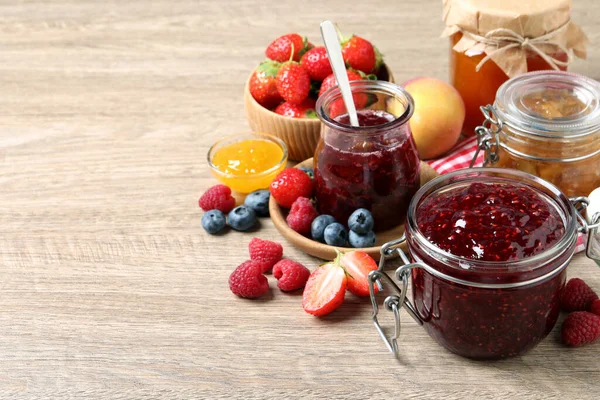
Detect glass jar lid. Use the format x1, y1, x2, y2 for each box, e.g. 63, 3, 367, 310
494, 71, 600, 138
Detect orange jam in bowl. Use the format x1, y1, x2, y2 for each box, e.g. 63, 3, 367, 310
208, 133, 287, 193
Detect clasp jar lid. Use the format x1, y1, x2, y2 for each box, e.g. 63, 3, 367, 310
494, 71, 600, 139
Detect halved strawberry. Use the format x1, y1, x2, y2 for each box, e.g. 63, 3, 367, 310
302, 255, 347, 316
339, 250, 378, 297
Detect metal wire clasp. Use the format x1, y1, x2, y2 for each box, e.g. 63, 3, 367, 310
470, 105, 502, 168
571, 197, 600, 264
368, 236, 423, 358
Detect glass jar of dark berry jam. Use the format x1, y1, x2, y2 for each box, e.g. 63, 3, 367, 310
368, 168, 600, 360
314, 81, 421, 231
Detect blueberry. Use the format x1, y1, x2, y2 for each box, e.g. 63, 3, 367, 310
348, 208, 374, 234
228, 205, 257, 231
311, 215, 336, 242
244, 189, 270, 217
349, 230, 376, 248
324, 223, 348, 247
299, 167, 314, 180
201, 210, 226, 234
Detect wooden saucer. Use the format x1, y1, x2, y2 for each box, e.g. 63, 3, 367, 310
269, 158, 439, 261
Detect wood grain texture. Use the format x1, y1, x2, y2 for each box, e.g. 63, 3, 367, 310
0, 0, 599, 398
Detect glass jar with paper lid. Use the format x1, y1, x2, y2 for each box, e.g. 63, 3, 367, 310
442, 0, 589, 136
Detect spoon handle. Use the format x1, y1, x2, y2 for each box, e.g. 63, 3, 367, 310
320, 20, 359, 127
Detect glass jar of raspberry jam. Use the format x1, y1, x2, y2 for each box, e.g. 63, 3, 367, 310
368, 169, 600, 360
472, 71, 600, 198
314, 81, 420, 231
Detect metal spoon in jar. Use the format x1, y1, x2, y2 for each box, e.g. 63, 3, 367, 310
320, 20, 359, 127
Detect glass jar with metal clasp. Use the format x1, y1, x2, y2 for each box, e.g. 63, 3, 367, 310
368, 168, 600, 360
470, 71, 600, 199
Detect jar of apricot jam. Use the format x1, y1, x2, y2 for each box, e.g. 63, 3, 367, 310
473, 71, 600, 198
450, 32, 568, 135
443, 0, 588, 135
368, 169, 599, 360
314, 81, 421, 231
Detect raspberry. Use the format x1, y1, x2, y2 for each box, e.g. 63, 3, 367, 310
560, 278, 599, 312
199, 184, 236, 213
228, 261, 269, 299
249, 238, 283, 273
286, 197, 318, 234
561, 311, 600, 347
591, 299, 600, 316
270, 168, 314, 208
272, 259, 311, 291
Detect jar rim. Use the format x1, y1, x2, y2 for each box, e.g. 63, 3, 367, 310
315, 80, 414, 135
494, 71, 600, 139
406, 168, 578, 274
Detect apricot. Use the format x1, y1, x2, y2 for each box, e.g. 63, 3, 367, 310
403, 77, 465, 159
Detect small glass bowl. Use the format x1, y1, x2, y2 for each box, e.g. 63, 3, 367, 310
208, 132, 288, 194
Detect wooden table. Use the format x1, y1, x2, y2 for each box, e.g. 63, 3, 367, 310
1, 1, 599, 398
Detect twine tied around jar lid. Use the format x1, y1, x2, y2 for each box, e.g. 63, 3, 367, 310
442, 0, 589, 78
464, 24, 572, 74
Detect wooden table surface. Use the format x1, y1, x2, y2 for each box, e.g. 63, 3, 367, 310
1, 1, 600, 398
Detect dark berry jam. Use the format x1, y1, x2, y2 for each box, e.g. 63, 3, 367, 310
335, 109, 395, 127
314, 110, 420, 231
417, 182, 565, 262
407, 180, 572, 359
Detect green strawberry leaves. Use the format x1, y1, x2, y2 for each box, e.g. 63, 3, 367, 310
257, 60, 282, 77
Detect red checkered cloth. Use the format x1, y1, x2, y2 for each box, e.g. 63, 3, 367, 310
427, 136, 586, 253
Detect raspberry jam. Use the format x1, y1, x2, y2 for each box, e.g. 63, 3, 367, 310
314, 81, 420, 231
335, 109, 395, 127
417, 182, 565, 262
404, 169, 578, 359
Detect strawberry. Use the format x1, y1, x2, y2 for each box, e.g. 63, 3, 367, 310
339, 250, 378, 297
321, 69, 376, 119
266, 33, 311, 63
302, 254, 347, 316
270, 168, 315, 208
318, 69, 364, 97
276, 62, 311, 105
300, 46, 332, 81
274, 98, 317, 119
341, 35, 381, 74
249, 60, 282, 109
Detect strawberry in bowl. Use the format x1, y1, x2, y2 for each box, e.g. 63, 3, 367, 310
244, 31, 395, 161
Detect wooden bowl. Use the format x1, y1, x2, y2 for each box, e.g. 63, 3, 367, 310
269, 158, 439, 261
244, 64, 395, 161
